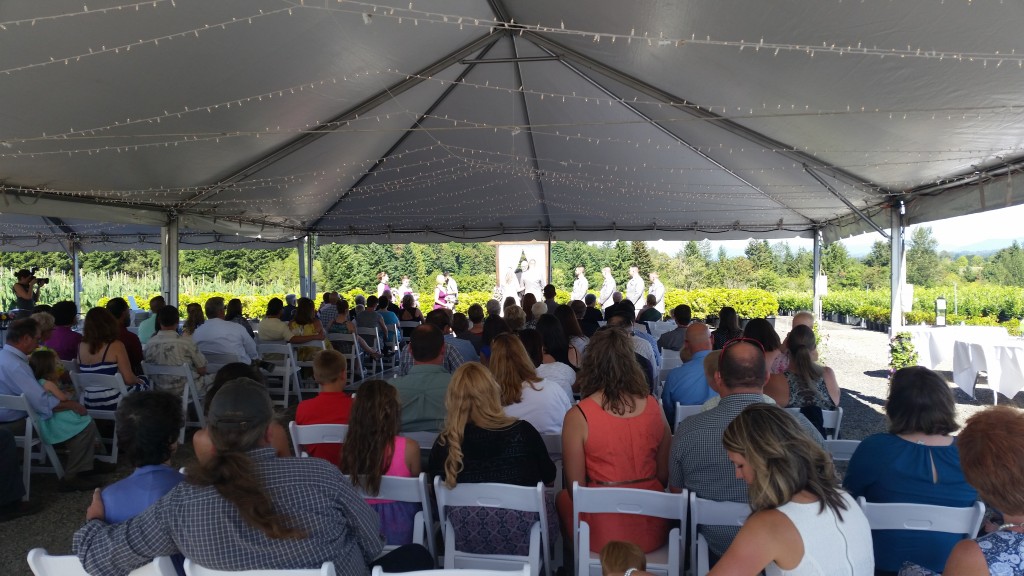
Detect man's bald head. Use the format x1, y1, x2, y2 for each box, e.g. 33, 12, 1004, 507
792, 310, 815, 329
716, 340, 767, 392
684, 322, 713, 354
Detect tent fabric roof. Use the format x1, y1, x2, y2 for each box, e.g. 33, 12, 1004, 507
2, 0, 1024, 250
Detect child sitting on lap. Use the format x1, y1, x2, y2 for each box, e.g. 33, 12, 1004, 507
28, 350, 94, 447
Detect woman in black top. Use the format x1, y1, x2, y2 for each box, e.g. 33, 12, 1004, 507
429, 362, 556, 556
711, 306, 743, 350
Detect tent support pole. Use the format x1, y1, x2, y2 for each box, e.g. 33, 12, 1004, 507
307, 234, 317, 298
812, 229, 823, 321
160, 219, 179, 307
890, 202, 906, 335
72, 242, 82, 312
298, 237, 309, 299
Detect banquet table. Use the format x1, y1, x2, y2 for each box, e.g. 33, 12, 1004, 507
952, 338, 1024, 403
901, 325, 1009, 369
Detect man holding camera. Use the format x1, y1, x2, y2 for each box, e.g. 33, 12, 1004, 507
13, 269, 47, 317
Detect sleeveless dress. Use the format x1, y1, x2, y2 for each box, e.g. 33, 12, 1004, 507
766, 492, 874, 576
78, 343, 149, 409
364, 436, 421, 545
34, 378, 92, 444
433, 288, 447, 310
784, 371, 836, 410
578, 396, 668, 553
974, 531, 1024, 575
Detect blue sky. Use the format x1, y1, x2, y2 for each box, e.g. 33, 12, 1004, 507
648, 203, 1024, 258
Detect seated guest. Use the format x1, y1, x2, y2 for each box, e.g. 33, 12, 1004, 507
181, 303, 204, 338
379, 291, 401, 315
662, 322, 717, 424
743, 318, 786, 375
554, 304, 588, 361
144, 305, 210, 397
294, 349, 353, 465
224, 298, 255, 340
767, 324, 839, 410
399, 294, 424, 325
580, 295, 604, 337
356, 295, 389, 338
46, 300, 83, 361
606, 311, 658, 385
483, 300, 501, 319
75, 377, 433, 574
699, 351, 777, 412
521, 293, 539, 325
393, 325, 452, 432
192, 297, 259, 364
710, 404, 872, 574
396, 310, 465, 376
427, 309, 478, 363
429, 362, 556, 556
453, 312, 482, 354
602, 292, 629, 321
340, 380, 421, 546
78, 307, 149, 406
317, 292, 338, 328
518, 329, 575, 399
137, 296, 165, 345
1, 318, 105, 492
657, 304, 692, 352
106, 297, 145, 376
99, 389, 184, 524
844, 366, 977, 575
255, 298, 292, 342
503, 305, 526, 332
558, 328, 670, 553
945, 406, 1024, 575
710, 306, 743, 350
527, 302, 548, 330
281, 294, 297, 323
636, 295, 662, 323
600, 541, 647, 576
192, 364, 290, 464
488, 333, 571, 434
543, 284, 559, 314
467, 304, 486, 338
479, 315, 511, 366
536, 313, 580, 368
502, 296, 517, 312
287, 297, 329, 362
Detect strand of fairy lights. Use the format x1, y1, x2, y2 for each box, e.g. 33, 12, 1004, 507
1, 0, 1022, 80
310, 0, 1024, 67
0, 0, 177, 29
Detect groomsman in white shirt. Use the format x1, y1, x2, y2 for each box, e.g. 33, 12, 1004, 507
599, 267, 616, 309
649, 271, 666, 314
570, 266, 589, 302
625, 266, 644, 309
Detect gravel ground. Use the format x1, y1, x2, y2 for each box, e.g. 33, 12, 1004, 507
2, 317, 1016, 574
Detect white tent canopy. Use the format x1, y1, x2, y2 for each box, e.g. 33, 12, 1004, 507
2, 0, 1024, 250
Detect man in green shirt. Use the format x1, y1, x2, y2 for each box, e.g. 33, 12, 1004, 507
392, 325, 451, 432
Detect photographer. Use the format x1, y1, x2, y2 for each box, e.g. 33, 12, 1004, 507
12, 269, 46, 317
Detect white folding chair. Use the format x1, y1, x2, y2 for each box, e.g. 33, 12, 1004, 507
688, 493, 751, 576
141, 362, 205, 444
661, 355, 683, 371
69, 371, 128, 464
673, 403, 703, 432
825, 439, 860, 462
785, 407, 844, 440
27, 548, 176, 576
357, 327, 384, 375
401, 431, 439, 450
541, 434, 563, 491
572, 483, 687, 576
202, 353, 246, 378
433, 477, 551, 576
288, 422, 348, 458
0, 394, 66, 500
383, 323, 401, 372
292, 340, 328, 389
327, 333, 363, 387
350, 472, 437, 560
371, 566, 529, 576
183, 559, 336, 575
258, 342, 302, 407
857, 496, 985, 540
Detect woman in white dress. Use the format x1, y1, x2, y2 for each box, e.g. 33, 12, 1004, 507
501, 266, 520, 305
710, 404, 873, 576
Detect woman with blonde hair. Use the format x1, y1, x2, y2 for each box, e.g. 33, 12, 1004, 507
488, 332, 571, 434
557, 327, 671, 553
432, 274, 448, 310
428, 362, 556, 555
710, 403, 872, 575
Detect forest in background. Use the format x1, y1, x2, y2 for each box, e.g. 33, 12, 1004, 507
2, 228, 1024, 326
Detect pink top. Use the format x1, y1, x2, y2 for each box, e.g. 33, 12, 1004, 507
365, 436, 412, 504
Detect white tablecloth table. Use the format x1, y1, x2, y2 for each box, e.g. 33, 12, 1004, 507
901, 325, 1009, 369
952, 338, 1024, 403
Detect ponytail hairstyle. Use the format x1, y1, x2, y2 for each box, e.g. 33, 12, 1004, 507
188, 378, 306, 539
438, 363, 516, 488
340, 379, 400, 496
786, 324, 824, 402
722, 403, 845, 519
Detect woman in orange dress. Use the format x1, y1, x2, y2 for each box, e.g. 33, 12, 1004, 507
557, 327, 671, 553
